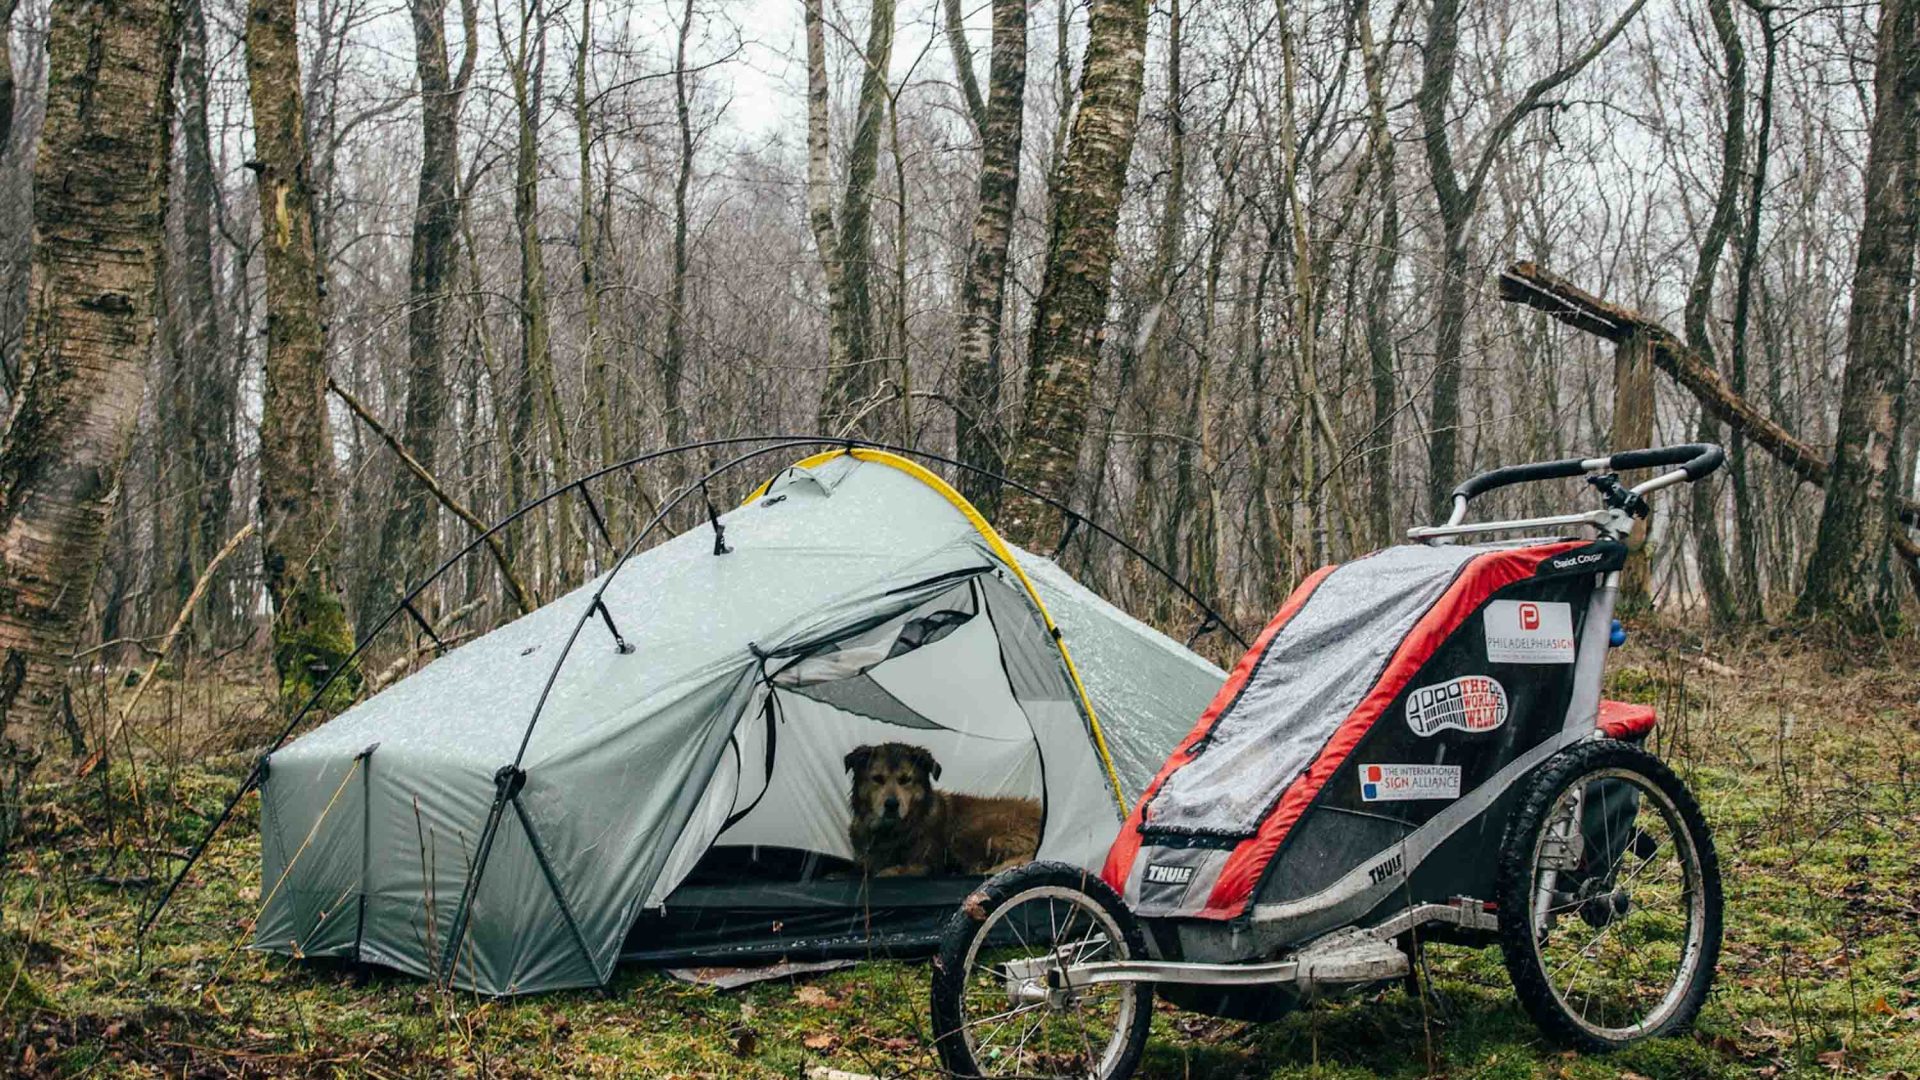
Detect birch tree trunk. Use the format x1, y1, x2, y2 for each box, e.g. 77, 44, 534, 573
246, 0, 358, 710
1797, 0, 1920, 627
999, 0, 1150, 548
951, 0, 1026, 508
0, 0, 179, 855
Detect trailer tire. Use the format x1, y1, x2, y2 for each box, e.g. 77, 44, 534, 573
931, 861, 1152, 1079
1496, 738, 1722, 1052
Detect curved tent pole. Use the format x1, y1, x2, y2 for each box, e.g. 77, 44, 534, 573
435, 440, 830, 982
139, 433, 1244, 948
801, 441, 1250, 651
136, 435, 820, 944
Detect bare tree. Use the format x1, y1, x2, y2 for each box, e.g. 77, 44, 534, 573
999, 0, 1152, 548
1798, 0, 1920, 627
245, 0, 358, 708
811, 0, 898, 435
1415, 0, 1647, 514
365, 0, 478, 633
951, 0, 1027, 506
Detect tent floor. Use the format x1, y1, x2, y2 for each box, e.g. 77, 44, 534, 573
621, 874, 982, 967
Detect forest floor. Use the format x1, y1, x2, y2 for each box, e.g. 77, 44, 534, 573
2, 626, 1917, 1078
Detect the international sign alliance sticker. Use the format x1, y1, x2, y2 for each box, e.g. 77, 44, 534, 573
1361, 764, 1463, 802
1406, 675, 1509, 736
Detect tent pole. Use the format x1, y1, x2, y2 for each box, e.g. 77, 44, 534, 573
510, 794, 599, 982
436, 764, 523, 984
142, 433, 1247, 949
352, 742, 377, 960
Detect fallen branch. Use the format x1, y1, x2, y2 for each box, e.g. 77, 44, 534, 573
78, 520, 257, 779
328, 377, 534, 615
1498, 261, 1920, 567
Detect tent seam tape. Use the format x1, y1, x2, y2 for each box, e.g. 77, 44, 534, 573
745, 447, 1130, 815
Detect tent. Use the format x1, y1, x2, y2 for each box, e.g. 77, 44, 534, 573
254, 449, 1224, 995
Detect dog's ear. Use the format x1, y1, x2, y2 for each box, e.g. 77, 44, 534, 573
909, 745, 942, 782
844, 746, 873, 775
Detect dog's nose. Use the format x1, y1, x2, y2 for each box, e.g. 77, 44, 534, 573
883, 796, 900, 817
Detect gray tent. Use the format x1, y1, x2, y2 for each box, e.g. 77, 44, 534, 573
255, 449, 1223, 995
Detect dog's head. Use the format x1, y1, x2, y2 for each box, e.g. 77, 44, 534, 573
845, 742, 941, 825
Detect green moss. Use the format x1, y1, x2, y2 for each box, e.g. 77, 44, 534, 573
272, 572, 361, 713
1606, 664, 1666, 703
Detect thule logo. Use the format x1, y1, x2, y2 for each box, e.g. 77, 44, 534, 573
1367, 852, 1404, 886
1144, 863, 1196, 887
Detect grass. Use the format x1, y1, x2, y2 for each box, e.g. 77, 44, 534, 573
2, 628, 1918, 1077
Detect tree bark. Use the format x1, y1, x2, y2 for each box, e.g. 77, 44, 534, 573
0, 0, 179, 857
951, 0, 1026, 509
365, 0, 475, 636
660, 0, 696, 451
1358, 0, 1399, 548
814, 0, 897, 435
245, 0, 358, 710
998, 0, 1150, 548
1611, 331, 1656, 609
1797, 0, 1920, 627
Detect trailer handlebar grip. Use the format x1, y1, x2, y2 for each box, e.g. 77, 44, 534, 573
1450, 457, 1593, 502
1607, 443, 1725, 480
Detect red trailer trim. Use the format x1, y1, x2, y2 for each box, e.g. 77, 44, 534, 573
1101, 564, 1337, 893
1105, 541, 1589, 919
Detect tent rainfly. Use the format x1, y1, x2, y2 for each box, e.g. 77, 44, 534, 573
255, 449, 1225, 994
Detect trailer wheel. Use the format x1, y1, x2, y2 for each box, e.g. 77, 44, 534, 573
930, 861, 1152, 1080
1495, 738, 1722, 1052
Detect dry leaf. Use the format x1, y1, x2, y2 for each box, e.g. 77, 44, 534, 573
803, 1032, 839, 1051
794, 985, 836, 1008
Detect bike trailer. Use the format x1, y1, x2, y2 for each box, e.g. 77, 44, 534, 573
1104, 537, 1636, 946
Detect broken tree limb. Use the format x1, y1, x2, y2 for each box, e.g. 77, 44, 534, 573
1497, 261, 1920, 531
78, 520, 258, 779
328, 377, 535, 615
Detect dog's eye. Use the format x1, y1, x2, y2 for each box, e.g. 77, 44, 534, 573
870, 773, 885, 783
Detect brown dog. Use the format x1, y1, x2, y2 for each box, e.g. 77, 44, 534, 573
844, 743, 1041, 877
